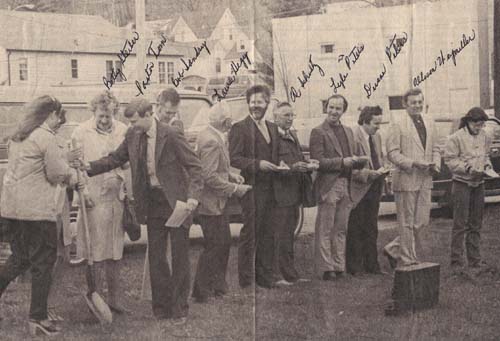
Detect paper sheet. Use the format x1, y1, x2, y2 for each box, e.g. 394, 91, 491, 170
484, 168, 500, 178
165, 200, 191, 228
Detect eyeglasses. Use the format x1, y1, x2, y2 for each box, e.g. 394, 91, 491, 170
282, 114, 297, 119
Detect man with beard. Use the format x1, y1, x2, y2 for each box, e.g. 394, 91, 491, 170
228, 85, 280, 289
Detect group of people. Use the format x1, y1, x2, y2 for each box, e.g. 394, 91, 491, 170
0, 84, 493, 336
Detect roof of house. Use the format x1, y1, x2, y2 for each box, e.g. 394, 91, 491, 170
0, 10, 186, 55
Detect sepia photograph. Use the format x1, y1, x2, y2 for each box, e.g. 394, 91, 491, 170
0, 0, 499, 339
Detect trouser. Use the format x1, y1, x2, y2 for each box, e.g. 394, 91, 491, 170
273, 205, 299, 282
450, 181, 484, 266
238, 187, 276, 288
192, 214, 231, 300
346, 181, 382, 274
0, 219, 57, 321
314, 178, 353, 275
146, 188, 190, 319
384, 188, 431, 265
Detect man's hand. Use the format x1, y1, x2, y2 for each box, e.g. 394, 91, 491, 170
343, 157, 354, 169
66, 147, 83, 163
291, 161, 309, 173
429, 164, 440, 176
234, 184, 252, 198
230, 173, 245, 184
469, 167, 484, 177
259, 160, 279, 172
186, 198, 199, 212
413, 160, 431, 170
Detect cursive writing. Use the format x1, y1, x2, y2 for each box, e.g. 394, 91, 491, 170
289, 54, 325, 102
148, 34, 167, 59
385, 32, 408, 65
135, 62, 155, 96
213, 52, 252, 102
413, 30, 476, 87
172, 41, 211, 87
117, 31, 140, 66
103, 68, 127, 90
363, 64, 387, 99
328, 44, 364, 94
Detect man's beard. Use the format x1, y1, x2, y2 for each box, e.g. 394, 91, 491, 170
250, 106, 267, 119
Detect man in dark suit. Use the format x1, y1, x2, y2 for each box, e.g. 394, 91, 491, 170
272, 102, 316, 284
81, 98, 203, 324
192, 102, 251, 302
309, 94, 368, 281
155, 88, 185, 133
346, 106, 387, 275
228, 84, 280, 289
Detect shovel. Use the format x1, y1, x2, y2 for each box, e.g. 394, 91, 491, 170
74, 149, 113, 324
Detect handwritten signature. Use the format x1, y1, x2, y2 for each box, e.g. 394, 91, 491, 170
330, 44, 364, 94
290, 54, 325, 102
135, 62, 155, 96
413, 30, 476, 87
103, 31, 139, 90
213, 52, 252, 102
364, 33, 407, 99
172, 41, 211, 87
148, 34, 167, 58
103, 68, 127, 91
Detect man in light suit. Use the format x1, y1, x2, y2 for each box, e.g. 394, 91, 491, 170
82, 98, 203, 324
229, 84, 280, 289
309, 94, 368, 280
383, 88, 441, 267
346, 106, 387, 275
156, 88, 184, 133
192, 102, 251, 302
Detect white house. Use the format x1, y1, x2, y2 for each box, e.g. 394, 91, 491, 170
0, 10, 189, 91
272, 0, 492, 122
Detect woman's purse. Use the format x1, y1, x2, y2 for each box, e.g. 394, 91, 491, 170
122, 196, 141, 241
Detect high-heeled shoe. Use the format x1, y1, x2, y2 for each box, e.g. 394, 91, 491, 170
28, 319, 61, 336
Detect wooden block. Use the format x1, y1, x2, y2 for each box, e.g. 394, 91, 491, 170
391, 262, 440, 312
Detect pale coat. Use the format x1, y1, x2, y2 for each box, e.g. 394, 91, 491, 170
196, 125, 236, 216
386, 112, 441, 191
1, 125, 75, 222
350, 125, 384, 205
71, 118, 129, 261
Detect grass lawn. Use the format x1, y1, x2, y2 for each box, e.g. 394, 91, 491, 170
1, 205, 500, 340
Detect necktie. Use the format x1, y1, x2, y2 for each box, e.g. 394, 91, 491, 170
283, 130, 295, 143
369, 135, 381, 170
412, 114, 427, 148
257, 120, 271, 144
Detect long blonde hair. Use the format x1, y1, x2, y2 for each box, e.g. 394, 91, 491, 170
10, 95, 64, 142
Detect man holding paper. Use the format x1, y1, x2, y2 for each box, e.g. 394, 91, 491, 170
192, 102, 251, 302
383, 88, 441, 267
79, 99, 203, 324
346, 106, 388, 275
444, 107, 494, 273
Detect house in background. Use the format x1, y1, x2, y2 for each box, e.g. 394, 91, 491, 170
0, 10, 189, 91
272, 0, 492, 122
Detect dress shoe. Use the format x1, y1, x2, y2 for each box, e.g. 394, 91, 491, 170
256, 280, 276, 289
108, 303, 131, 314
47, 307, 64, 322
28, 319, 61, 336
275, 279, 294, 286
322, 271, 336, 281
383, 250, 397, 269
334, 271, 344, 279
171, 317, 187, 326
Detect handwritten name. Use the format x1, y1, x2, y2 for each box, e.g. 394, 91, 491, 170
117, 31, 140, 66
413, 29, 476, 88
364, 33, 407, 99
329, 44, 364, 94
103, 68, 127, 90
148, 34, 167, 59
172, 41, 211, 87
213, 52, 252, 102
289, 54, 325, 102
135, 62, 154, 96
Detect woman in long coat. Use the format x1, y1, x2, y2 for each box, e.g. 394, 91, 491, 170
71, 90, 129, 313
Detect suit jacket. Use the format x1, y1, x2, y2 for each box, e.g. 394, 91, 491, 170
350, 125, 385, 205
274, 130, 314, 207
386, 112, 441, 191
88, 121, 203, 227
196, 125, 235, 216
228, 115, 279, 190
309, 120, 358, 203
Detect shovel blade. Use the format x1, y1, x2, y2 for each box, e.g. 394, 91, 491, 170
84, 292, 113, 324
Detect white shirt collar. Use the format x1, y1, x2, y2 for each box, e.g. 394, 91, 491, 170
40, 122, 55, 135
208, 124, 226, 142
359, 125, 370, 142
249, 114, 265, 125
146, 117, 157, 138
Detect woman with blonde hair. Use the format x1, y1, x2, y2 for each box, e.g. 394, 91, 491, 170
0, 95, 79, 336
71, 90, 129, 314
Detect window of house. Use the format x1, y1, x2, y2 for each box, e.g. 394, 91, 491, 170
388, 95, 404, 110
229, 33, 233, 40
106, 60, 113, 80
216, 58, 221, 73
240, 41, 245, 50
321, 44, 335, 54
19, 58, 28, 81
167, 62, 174, 84
71, 59, 78, 79
158, 61, 166, 84
114, 60, 124, 82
